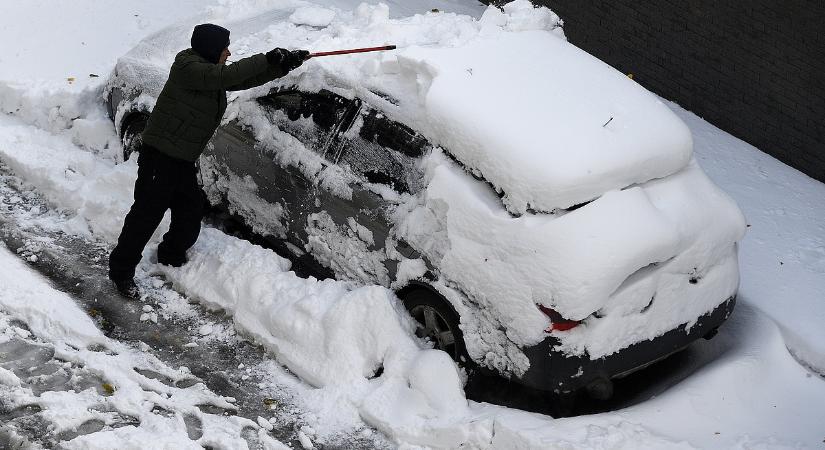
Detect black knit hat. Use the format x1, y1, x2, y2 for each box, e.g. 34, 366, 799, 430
191, 24, 230, 64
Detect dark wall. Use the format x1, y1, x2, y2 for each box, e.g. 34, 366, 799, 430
508, 1, 825, 181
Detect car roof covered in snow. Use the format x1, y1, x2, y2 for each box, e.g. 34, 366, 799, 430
114, 0, 692, 213
396, 31, 694, 213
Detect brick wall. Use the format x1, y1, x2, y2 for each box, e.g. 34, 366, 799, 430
498, 0, 825, 181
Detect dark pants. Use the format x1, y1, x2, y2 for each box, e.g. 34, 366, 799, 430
109, 145, 204, 280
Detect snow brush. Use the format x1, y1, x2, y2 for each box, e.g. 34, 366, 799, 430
306, 45, 396, 59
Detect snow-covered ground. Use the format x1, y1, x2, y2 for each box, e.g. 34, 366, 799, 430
1, 0, 823, 449
0, 242, 290, 449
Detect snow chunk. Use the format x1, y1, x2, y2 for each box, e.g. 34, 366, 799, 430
289, 7, 335, 27
140, 312, 159, 323
407, 349, 467, 414
504, 1, 560, 29
297, 430, 314, 449
257, 415, 274, 431
393, 257, 427, 288
0, 366, 21, 387
360, 350, 472, 448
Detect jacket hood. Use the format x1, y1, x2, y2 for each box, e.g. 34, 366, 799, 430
191, 23, 229, 64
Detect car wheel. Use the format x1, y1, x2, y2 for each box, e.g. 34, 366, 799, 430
403, 289, 472, 368
121, 115, 148, 162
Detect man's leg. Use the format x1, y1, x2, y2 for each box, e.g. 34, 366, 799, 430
157, 164, 204, 267
109, 150, 173, 282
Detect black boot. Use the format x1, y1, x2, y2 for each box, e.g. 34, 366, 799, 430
110, 276, 140, 299
157, 250, 188, 268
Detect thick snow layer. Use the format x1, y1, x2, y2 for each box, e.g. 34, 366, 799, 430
400, 30, 693, 213
395, 149, 744, 353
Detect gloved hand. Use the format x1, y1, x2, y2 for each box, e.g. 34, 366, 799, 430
266, 48, 309, 71
265, 47, 289, 66
283, 50, 310, 71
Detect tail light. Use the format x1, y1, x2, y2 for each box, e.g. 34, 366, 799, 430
537, 304, 580, 332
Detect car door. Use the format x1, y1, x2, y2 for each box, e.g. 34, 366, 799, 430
305, 100, 430, 286
201, 88, 354, 258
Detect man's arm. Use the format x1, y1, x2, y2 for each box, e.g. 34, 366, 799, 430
225, 49, 308, 91
171, 53, 271, 91
224, 63, 287, 92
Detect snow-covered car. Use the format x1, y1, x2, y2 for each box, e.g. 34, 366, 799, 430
105, 1, 746, 398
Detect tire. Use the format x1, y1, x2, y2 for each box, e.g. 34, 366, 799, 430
402, 289, 472, 368
121, 115, 148, 162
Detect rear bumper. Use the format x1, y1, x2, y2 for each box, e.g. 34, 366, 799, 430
517, 296, 736, 393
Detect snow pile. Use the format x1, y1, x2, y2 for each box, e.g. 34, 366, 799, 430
158, 228, 484, 447
0, 116, 148, 240
158, 228, 416, 387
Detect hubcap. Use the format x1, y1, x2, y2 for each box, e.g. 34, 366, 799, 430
410, 305, 457, 358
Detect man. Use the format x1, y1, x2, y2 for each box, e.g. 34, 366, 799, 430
108, 23, 308, 297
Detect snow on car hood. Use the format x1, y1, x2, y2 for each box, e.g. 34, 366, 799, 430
397, 30, 693, 213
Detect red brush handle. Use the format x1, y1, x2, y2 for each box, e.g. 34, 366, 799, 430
307, 45, 397, 58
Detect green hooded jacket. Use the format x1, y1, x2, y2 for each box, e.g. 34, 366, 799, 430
142, 48, 286, 162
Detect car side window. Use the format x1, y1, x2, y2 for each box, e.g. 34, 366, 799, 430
338, 106, 429, 194
257, 89, 352, 156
